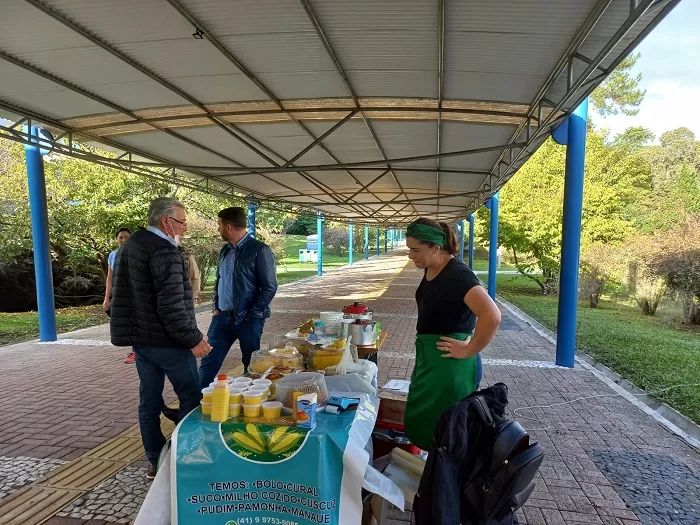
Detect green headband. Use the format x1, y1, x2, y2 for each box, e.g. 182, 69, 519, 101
406, 223, 446, 247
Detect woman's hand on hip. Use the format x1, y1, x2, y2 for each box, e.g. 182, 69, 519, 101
437, 336, 473, 359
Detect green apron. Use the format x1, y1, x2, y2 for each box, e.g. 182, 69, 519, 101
404, 333, 477, 450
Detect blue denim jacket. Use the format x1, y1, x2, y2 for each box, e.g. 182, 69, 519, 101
212, 236, 278, 324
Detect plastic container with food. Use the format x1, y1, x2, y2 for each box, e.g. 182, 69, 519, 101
242, 390, 264, 405
229, 388, 246, 404
262, 401, 283, 419
233, 377, 253, 386
269, 348, 303, 370
243, 404, 261, 418
275, 372, 329, 410
248, 350, 277, 374
252, 378, 272, 388
308, 347, 345, 371
229, 403, 242, 417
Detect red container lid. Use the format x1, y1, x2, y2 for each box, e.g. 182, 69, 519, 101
343, 301, 369, 314
217, 374, 228, 381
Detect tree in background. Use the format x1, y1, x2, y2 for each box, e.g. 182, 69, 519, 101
478, 129, 651, 294
590, 53, 645, 116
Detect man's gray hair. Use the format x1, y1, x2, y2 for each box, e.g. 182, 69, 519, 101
147, 197, 185, 227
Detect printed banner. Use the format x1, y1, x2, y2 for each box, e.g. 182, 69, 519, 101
172, 401, 372, 525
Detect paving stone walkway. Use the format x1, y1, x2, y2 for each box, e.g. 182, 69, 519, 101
1, 249, 698, 525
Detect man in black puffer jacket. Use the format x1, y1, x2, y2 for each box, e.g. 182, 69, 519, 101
111, 197, 212, 480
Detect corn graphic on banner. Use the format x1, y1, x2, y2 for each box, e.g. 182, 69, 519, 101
171, 399, 373, 525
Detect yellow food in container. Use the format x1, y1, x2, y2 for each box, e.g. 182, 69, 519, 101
229, 403, 242, 417
201, 401, 211, 415
262, 401, 283, 419
242, 391, 264, 405
309, 347, 345, 371
243, 404, 261, 418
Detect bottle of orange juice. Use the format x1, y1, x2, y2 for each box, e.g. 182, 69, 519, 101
211, 374, 230, 422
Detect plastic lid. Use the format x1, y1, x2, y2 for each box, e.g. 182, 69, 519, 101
343, 301, 368, 314
217, 374, 228, 381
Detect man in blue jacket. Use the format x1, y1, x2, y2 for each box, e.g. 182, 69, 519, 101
199, 207, 278, 388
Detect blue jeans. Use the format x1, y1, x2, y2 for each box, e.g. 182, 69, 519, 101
133, 346, 201, 463
476, 353, 483, 390
198, 312, 265, 389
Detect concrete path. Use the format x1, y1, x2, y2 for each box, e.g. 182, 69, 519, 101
0, 249, 698, 525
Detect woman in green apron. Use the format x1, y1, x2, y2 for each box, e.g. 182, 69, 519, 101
404, 218, 502, 450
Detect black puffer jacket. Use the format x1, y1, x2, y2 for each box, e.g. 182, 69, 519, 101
110, 228, 203, 349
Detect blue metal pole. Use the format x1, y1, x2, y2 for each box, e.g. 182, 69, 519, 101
376, 227, 380, 256
468, 214, 475, 269
384, 230, 388, 253
459, 220, 465, 263
488, 193, 500, 299
25, 127, 57, 341
316, 213, 323, 276
348, 222, 354, 266
556, 99, 589, 368
364, 224, 369, 260
247, 201, 256, 238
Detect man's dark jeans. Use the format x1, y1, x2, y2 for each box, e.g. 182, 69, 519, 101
199, 312, 265, 389
133, 346, 201, 464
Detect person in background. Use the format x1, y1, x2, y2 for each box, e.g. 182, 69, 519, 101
403, 217, 501, 451
181, 247, 201, 303
110, 197, 212, 480
102, 227, 135, 364
199, 207, 277, 387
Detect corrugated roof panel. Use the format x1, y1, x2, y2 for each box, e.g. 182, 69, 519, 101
310, 0, 437, 31
371, 121, 437, 169
309, 0, 437, 99
241, 71, 350, 100
0, 61, 113, 119
220, 173, 316, 197
167, 74, 273, 104
438, 174, 487, 193
172, 126, 277, 167
447, 0, 593, 34
444, 72, 545, 103
440, 122, 516, 171
445, 32, 567, 76
0, 1, 92, 55
302, 120, 381, 165
395, 171, 437, 191
178, 0, 313, 36
111, 131, 237, 169
235, 123, 341, 167
217, 33, 339, 75
347, 72, 437, 99
8, 46, 187, 110
40, 0, 191, 44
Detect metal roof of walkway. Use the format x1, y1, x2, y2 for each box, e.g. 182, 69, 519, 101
0, 0, 679, 224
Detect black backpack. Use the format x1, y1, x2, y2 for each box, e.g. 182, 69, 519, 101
460, 394, 545, 524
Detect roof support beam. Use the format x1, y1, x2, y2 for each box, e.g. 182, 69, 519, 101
206, 143, 527, 175
436, 0, 446, 220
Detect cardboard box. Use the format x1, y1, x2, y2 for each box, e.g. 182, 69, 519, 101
377, 381, 410, 425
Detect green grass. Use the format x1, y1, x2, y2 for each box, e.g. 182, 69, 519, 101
0, 305, 107, 347
496, 274, 700, 423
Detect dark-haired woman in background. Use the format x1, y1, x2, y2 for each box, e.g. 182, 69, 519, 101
404, 218, 502, 450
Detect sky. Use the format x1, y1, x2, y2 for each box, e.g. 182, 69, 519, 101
591, 0, 700, 142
